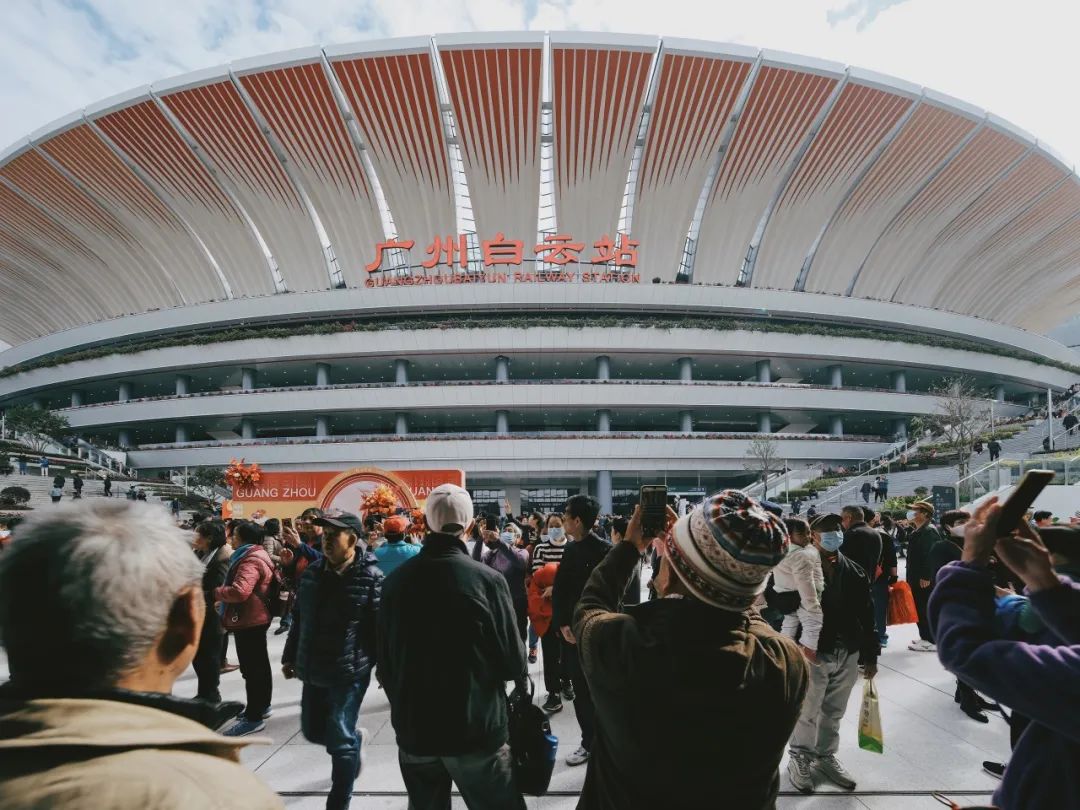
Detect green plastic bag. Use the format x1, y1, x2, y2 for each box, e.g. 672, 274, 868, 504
858, 677, 883, 754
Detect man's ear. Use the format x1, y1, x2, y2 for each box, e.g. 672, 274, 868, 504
160, 586, 203, 664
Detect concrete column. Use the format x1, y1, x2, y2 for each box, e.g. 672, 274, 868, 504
1029, 392, 1041, 408
175, 424, 189, 444
894, 418, 908, 439
993, 384, 1006, 403
597, 409, 611, 433
891, 369, 907, 393
505, 484, 522, 516
70, 391, 83, 407
241, 368, 257, 391
758, 413, 772, 433
495, 356, 510, 383
678, 357, 693, 382
316, 363, 331, 388
830, 415, 844, 437
597, 470, 613, 515
596, 355, 611, 381
118, 429, 132, 448
829, 365, 843, 389
496, 410, 509, 435
315, 416, 329, 438
394, 359, 409, 386
118, 382, 132, 403
395, 412, 409, 436
240, 418, 255, 440
175, 374, 190, 396
680, 410, 693, 434
756, 360, 772, 384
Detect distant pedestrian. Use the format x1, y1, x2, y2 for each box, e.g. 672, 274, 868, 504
39, 457, 48, 477
136, 489, 147, 502
49, 486, 62, 504
860, 481, 872, 504
170, 497, 181, 519
72, 474, 84, 499
16, 455, 26, 475
102, 475, 112, 497
988, 439, 1002, 462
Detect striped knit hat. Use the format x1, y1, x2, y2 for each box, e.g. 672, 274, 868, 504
666, 489, 790, 612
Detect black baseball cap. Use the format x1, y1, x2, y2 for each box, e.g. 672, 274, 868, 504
313, 512, 364, 534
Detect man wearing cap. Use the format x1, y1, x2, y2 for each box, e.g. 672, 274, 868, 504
377, 484, 528, 810
572, 490, 808, 810
282, 512, 382, 810
906, 501, 941, 652
787, 513, 879, 795
374, 515, 420, 578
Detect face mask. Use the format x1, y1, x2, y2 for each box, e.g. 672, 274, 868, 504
540, 532, 550, 542
549, 528, 565, 541
949, 524, 967, 538
499, 532, 513, 545
819, 531, 844, 552
906, 510, 916, 521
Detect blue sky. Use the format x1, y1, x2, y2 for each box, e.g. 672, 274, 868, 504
3, 0, 1078, 169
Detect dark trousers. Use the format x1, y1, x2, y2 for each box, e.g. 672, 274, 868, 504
193, 625, 223, 702
233, 625, 272, 721
540, 628, 567, 695
912, 584, 934, 643
563, 641, 595, 750
399, 744, 525, 810
512, 598, 527, 643
301, 674, 371, 810
870, 581, 890, 644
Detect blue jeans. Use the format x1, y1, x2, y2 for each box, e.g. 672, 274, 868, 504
528, 623, 539, 650
301, 673, 372, 810
871, 581, 890, 644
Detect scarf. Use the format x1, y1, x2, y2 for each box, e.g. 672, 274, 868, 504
218, 545, 256, 616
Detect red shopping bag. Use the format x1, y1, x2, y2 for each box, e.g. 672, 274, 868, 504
887, 580, 919, 626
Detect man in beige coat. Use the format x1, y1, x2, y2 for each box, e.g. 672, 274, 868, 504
0, 500, 283, 810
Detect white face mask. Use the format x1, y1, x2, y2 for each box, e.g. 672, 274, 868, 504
819, 531, 844, 552
949, 524, 967, 538
906, 510, 917, 521
548, 528, 565, 541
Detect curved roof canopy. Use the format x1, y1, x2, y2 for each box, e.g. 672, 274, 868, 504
1, 32, 1078, 345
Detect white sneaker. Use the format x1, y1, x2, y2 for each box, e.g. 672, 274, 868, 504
908, 639, 931, 651
787, 752, 815, 794
925, 643, 937, 652
815, 755, 857, 790
566, 746, 590, 767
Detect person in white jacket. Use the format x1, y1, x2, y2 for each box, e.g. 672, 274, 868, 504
774, 517, 825, 660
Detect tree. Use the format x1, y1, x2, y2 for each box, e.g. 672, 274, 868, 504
745, 435, 781, 497
914, 376, 991, 486
4, 405, 70, 453
189, 466, 227, 508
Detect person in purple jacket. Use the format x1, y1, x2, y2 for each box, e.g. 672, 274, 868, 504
472, 519, 529, 642
929, 496, 1080, 810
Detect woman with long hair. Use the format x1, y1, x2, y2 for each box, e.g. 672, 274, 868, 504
191, 520, 230, 703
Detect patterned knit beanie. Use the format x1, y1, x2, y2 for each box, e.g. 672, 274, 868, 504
666, 489, 790, 611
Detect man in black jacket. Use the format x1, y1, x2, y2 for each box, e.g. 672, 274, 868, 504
905, 501, 941, 652
283, 513, 381, 810
552, 493, 610, 768
377, 484, 527, 810
862, 507, 897, 647
839, 505, 882, 582
788, 514, 879, 795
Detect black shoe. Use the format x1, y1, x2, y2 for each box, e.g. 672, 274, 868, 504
528, 649, 537, 664
274, 623, 290, 636
978, 696, 1001, 712
961, 703, 989, 723
562, 685, 576, 702
541, 694, 563, 713
982, 761, 1006, 780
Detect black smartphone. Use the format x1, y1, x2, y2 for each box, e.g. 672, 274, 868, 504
640, 485, 668, 536
996, 470, 1055, 534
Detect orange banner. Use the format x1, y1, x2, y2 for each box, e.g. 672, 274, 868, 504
227, 466, 464, 521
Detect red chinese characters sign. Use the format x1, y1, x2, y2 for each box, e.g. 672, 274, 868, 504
365, 233, 639, 273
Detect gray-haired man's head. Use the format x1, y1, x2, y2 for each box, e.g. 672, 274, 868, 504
0, 500, 205, 692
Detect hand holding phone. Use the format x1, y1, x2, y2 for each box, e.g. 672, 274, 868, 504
995, 470, 1054, 535
640, 485, 668, 537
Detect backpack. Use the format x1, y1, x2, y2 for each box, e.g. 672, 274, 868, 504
264, 566, 287, 618
506, 678, 558, 796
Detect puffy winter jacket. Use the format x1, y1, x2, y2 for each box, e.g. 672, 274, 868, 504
215, 545, 274, 630
282, 551, 382, 686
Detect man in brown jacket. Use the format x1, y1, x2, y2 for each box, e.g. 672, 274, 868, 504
0, 501, 282, 810
573, 490, 808, 810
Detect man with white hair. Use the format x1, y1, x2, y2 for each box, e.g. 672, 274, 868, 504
0, 501, 283, 810
377, 484, 528, 810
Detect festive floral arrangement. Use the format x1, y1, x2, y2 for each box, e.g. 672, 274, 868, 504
225, 458, 262, 490
360, 484, 398, 518
408, 507, 426, 536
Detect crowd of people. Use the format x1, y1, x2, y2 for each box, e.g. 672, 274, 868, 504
0, 483, 1077, 810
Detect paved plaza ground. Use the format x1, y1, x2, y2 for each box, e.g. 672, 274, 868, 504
196, 618, 1000, 808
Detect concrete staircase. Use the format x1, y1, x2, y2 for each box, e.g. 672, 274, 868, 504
810, 465, 964, 510
0, 470, 189, 517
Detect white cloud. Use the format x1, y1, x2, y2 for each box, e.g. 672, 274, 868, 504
2, 0, 1079, 171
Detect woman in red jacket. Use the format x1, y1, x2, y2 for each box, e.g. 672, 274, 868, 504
215, 521, 275, 736
528, 562, 565, 713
